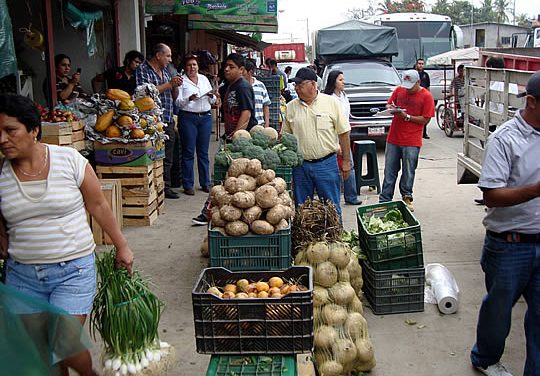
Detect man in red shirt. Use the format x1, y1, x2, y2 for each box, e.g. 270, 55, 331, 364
379, 69, 435, 211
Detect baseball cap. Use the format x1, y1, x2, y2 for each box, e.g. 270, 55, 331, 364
516, 71, 540, 98
292, 67, 318, 84
401, 69, 420, 89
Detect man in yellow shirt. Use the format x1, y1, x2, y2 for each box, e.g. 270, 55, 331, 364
282, 68, 352, 218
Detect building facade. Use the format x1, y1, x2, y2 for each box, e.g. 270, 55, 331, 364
459, 22, 530, 48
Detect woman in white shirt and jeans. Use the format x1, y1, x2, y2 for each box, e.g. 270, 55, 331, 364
0, 94, 133, 376
176, 55, 218, 196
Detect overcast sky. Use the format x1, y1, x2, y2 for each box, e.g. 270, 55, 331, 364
263, 0, 540, 44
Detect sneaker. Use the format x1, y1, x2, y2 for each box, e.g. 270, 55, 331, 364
192, 214, 208, 226
475, 362, 512, 376
403, 197, 414, 212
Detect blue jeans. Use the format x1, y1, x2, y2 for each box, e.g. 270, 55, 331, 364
292, 154, 342, 218
471, 234, 540, 375
343, 150, 359, 203
179, 111, 212, 190
379, 143, 420, 202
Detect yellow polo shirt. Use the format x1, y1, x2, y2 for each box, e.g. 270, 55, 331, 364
282, 93, 350, 161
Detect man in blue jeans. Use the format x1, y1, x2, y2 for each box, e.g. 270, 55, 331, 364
379, 70, 434, 211
282, 68, 351, 219
470, 71, 540, 376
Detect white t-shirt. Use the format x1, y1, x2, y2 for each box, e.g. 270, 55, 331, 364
0, 145, 95, 264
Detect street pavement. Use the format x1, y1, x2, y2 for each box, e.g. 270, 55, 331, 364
91, 119, 527, 375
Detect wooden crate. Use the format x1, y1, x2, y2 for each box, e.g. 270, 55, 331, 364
41, 121, 85, 150
153, 159, 165, 215
96, 164, 158, 226
88, 179, 123, 245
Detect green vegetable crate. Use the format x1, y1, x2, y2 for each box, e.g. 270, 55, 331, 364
356, 201, 423, 271
208, 225, 292, 271
213, 164, 293, 191
206, 355, 297, 376
361, 260, 425, 315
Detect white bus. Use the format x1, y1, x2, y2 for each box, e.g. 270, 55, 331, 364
365, 13, 463, 101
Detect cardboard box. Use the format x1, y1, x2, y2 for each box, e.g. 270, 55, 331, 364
94, 140, 155, 166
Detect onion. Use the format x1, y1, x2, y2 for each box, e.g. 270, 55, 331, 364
333, 338, 358, 365
146, 349, 154, 362
314, 261, 338, 288
314, 325, 338, 349
344, 312, 365, 340
313, 286, 329, 307
160, 341, 171, 349
328, 282, 355, 305
321, 304, 348, 327
120, 364, 128, 375
328, 242, 351, 268
318, 360, 343, 376
114, 372, 120, 376
306, 242, 330, 264
141, 357, 149, 368
112, 358, 122, 371
153, 350, 161, 362
104, 359, 113, 370
127, 363, 137, 374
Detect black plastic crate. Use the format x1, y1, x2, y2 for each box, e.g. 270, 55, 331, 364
213, 164, 292, 191
208, 224, 292, 271
356, 201, 423, 271
361, 260, 424, 315
206, 355, 297, 376
259, 76, 281, 130
192, 266, 313, 355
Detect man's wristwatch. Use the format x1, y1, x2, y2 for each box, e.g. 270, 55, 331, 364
405, 114, 411, 122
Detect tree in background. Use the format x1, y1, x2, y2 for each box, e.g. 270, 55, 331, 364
515, 14, 531, 28
494, 0, 510, 46
478, 0, 497, 23
432, 0, 474, 25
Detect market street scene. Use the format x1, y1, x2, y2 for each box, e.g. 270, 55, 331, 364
0, 0, 539, 375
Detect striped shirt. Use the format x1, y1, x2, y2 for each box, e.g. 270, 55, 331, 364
136, 61, 174, 123
0, 145, 95, 264
252, 78, 271, 126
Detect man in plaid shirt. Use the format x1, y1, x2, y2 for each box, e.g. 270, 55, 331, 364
136, 43, 182, 199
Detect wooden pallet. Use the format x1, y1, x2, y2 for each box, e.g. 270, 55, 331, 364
96, 165, 154, 191
41, 121, 85, 150
153, 159, 165, 215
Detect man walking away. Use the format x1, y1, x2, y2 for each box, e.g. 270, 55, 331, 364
415, 58, 431, 139
470, 71, 540, 376
243, 61, 271, 127
379, 69, 434, 212
136, 43, 182, 199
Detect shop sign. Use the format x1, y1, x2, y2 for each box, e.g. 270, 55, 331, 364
145, 0, 277, 17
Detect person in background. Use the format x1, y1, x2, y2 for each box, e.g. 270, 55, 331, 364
284, 66, 292, 79
0, 94, 133, 376
91, 50, 144, 95
308, 64, 324, 90
415, 58, 431, 139
175, 54, 217, 196
50, 54, 88, 104
323, 70, 361, 205
268, 59, 288, 90
136, 43, 182, 199
282, 67, 352, 219
243, 61, 271, 127
379, 69, 435, 212
470, 70, 540, 376
449, 64, 465, 114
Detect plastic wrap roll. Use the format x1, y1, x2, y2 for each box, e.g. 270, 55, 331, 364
425, 263, 459, 314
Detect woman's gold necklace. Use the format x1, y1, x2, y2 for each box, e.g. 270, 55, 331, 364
16, 146, 48, 177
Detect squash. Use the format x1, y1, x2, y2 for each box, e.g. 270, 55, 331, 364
118, 99, 135, 111
134, 96, 155, 112
106, 88, 131, 101
129, 128, 145, 139
105, 125, 122, 138
95, 110, 114, 132
117, 115, 133, 126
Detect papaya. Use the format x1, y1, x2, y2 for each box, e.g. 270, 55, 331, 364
118, 99, 135, 111
134, 96, 155, 112
95, 110, 114, 132
139, 118, 148, 129
117, 115, 133, 126
106, 89, 131, 101
130, 128, 145, 139
105, 125, 122, 138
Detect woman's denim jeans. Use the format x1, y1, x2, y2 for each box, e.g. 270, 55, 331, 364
471, 234, 540, 375
379, 143, 420, 202
179, 111, 212, 190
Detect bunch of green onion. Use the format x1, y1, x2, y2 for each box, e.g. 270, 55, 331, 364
90, 249, 167, 375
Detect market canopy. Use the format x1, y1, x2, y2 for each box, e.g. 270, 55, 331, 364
207, 30, 270, 50
426, 47, 480, 66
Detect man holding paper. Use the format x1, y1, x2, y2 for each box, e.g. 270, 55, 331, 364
378, 69, 434, 211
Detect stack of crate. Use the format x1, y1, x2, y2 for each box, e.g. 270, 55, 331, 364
41, 120, 86, 151
356, 201, 425, 315
88, 179, 123, 245
258, 75, 281, 130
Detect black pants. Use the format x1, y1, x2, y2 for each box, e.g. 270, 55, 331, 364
164, 120, 181, 190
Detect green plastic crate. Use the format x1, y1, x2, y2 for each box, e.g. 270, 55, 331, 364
208, 224, 292, 271
213, 164, 292, 191
356, 201, 423, 271
206, 355, 297, 376
361, 260, 425, 315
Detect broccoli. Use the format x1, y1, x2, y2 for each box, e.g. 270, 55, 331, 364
214, 150, 231, 167
279, 149, 299, 167
280, 133, 298, 152
229, 137, 253, 153
251, 131, 272, 149
242, 145, 265, 160
262, 149, 281, 170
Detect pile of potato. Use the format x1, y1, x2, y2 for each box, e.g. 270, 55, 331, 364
210, 158, 294, 236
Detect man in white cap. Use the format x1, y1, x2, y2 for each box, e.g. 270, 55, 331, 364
378, 69, 435, 211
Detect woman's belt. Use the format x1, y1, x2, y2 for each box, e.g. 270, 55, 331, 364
304, 152, 336, 163
487, 230, 540, 243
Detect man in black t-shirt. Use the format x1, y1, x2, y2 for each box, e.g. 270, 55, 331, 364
415, 58, 431, 139
92, 50, 144, 95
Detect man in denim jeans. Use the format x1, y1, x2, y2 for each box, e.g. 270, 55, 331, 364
470, 71, 540, 376
379, 69, 434, 211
